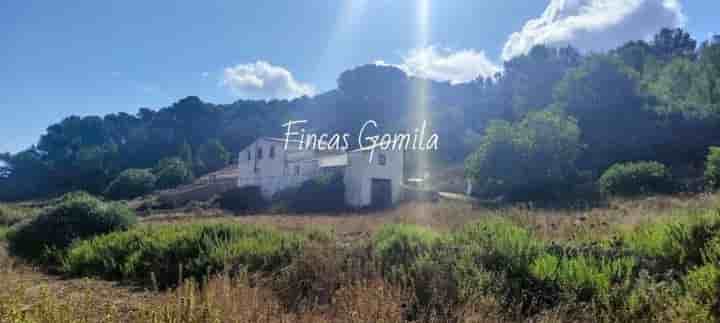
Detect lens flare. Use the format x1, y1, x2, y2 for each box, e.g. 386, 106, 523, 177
412, 0, 431, 216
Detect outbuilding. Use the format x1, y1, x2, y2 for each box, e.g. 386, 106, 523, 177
237, 137, 404, 208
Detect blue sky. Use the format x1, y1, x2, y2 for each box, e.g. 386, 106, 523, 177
1, 0, 718, 154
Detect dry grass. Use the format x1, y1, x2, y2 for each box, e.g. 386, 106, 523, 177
2, 193, 720, 322
140, 193, 720, 243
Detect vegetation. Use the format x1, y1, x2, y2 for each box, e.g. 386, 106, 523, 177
104, 169, 157, 200
7, 192, 137, 262
598, 161, 674, 196
153, 157, 193, 190
3, 196, 720, 321
465, 110, 581, 201
705, 146, 720, 190
3, 26, 720, 322
0, 203, 33, 227
273, 172, 347, 213
217, 186, 267, 213
63, 223, 305, 287
1, 28, 718, 204
195, 139, 230, 174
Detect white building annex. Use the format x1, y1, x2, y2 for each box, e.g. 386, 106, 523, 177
237, 137, 404, 208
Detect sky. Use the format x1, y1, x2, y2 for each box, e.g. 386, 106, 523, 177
1, 0, 719, 154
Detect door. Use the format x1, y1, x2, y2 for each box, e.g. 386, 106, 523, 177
371, 178, 392, 209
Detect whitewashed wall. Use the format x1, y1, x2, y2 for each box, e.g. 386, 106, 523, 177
237, 138, 319, 199
344, 150, 404, 207
237, 138, 405, 206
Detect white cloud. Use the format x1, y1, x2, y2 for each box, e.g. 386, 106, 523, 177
221, 61, 315, 100
502, 0, 685, 60
377, 46, 501, 84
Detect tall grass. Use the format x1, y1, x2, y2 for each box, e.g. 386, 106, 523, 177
621, 210, 720, 273
62, 223, 307, 287
6, 197, 720, 322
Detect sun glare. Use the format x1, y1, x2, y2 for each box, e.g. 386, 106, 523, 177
413, 0, 431, 217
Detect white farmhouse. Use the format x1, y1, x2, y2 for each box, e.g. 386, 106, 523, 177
237, 137, 404, 208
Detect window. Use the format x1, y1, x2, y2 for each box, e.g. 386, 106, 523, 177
270, 145, 275, 159
378, 153, 387, 166
257, 147, 263, 160
247, 150, 252, 161
294, 165, 301, 176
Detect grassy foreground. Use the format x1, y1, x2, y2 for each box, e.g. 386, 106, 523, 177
3, 196, 720, 322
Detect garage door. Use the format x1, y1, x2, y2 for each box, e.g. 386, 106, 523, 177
371, 178, 392, 209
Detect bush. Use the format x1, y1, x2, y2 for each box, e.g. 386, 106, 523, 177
465, 111, 581, 201
530, 254, 636, 303
195, 139, 229, 174
153, 157, 193, 190
372, 224, 440, 274
62, 223, 305, 287
217, 186, 267, 214
622, 211, 720, 272
452, 219, 544, 274
7, 192, 137, 262
104, 169, 157, 200
705, 147, 720, 190
273, 172, 346, 213
684, 264, 720, 306
408, 243, 493, 320
0, 204, 32, 226
598, 161, 674, 196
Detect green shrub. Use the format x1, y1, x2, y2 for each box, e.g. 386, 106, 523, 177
62, 223, 305, 287
598, 161, 673, 196
452, 219, 544, 274
702, 234, 720, 265
273, 172, 346, 213
621, 273, 711, 322
153, 157, 193, 190
7, 193, 137, 262
450, 220, 550, 313
195, 139, 229, 174
217, 186, 267, 214
465, 111, 581, 201
0, 226, 8, 241
104, 169, 157, 200
623, 212, 720, 272
530, 254, 636, 303
705, 147, 720, 190
684, 264, 720, 306
372, 224, 440, 274
408, 243, 493, 319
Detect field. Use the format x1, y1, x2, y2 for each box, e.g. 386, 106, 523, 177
2, 194, 720, 322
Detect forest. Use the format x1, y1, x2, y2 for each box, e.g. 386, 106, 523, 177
1, 28, 719, 203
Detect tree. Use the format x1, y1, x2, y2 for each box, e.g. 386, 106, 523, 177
153, 157, 193, 190
104, 169, 157, 200
501, 45, 582, 119
652, 28, 697, 61
465, 111, 581, 201
613, 40, 656, 74
554, 55, 658, 170
179, 141, 193, 168
195, 139, 229, 175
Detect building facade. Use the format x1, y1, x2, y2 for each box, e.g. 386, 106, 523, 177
237, 137, 403, 208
